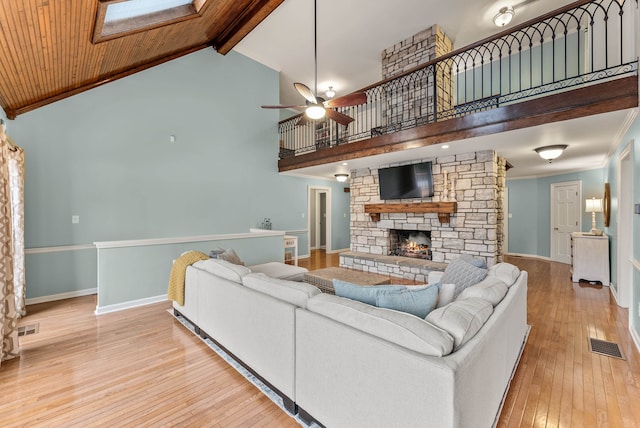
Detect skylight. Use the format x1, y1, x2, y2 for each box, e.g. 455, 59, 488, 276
104, 0, 193, 23
93, 0, 206, 43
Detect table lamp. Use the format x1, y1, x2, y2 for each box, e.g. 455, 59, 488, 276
585, 197, 603, 235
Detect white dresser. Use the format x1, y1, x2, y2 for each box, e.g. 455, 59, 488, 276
570, 232, 609, 284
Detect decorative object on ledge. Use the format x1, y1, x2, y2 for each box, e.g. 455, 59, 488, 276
335, 173, 349, 182
585, 197, 603, 235
604, 182, 611, 226
534, 144, 567, 162
364, 202, 457, 224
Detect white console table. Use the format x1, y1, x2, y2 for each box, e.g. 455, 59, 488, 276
570, 232, 609, 284
284, 235, 298, 266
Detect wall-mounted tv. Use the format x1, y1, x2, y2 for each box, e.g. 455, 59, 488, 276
378, 161, 434, 200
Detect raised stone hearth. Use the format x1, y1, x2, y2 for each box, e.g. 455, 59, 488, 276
340, 251, 446, 283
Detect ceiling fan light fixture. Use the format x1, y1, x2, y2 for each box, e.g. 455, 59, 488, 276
535, 144, 568, 162
493, 6, 515, 27
335, 173, 349, 182
306, 104, 326, 119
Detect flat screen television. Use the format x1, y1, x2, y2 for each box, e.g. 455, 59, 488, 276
378, 161, 434, 200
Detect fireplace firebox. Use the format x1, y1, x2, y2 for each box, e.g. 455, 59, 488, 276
389, 229, 432, 260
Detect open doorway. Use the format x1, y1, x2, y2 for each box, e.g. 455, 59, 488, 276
308, 186, 332, 254
616, 142, 633, 309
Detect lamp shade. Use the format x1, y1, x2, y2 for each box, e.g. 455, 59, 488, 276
585, 197, 603, 213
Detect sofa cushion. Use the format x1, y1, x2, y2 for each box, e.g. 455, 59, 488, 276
248, 262, 308, 282
457, 276, 508, 306
440, 257, 488, 299
308, 294, 455, 356
194, 258, 251, 284
426, 297, 493, 350
436, 282, 456, 308
333, 279, 407, 306
375, 285, 439, 318
243, 273, 321, 308
487, 262, 521, 287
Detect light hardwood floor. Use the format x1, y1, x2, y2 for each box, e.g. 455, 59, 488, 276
1, 252, 638, 427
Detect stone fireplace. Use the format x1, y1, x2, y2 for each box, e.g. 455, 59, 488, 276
389, 229, 432, 260
340, 150, 506, 282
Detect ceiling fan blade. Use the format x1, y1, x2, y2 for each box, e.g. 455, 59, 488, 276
513, 0, 538, 7
324, 92, 367, 108
294, 83, 317, 104
325, 109, 354, 126
261, 105, 306, 109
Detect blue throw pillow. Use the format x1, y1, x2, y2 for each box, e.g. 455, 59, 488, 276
333, 279, 405, 306
375, 285, 440, 318
459, 253, 487, 269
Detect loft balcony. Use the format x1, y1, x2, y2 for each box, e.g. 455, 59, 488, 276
277, 0, 638, 173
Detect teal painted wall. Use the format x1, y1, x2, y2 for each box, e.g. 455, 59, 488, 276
507, 115, 640, 343
5, 49, 350, 300
507, 168, 605, 257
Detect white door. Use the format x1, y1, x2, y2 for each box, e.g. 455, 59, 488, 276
550, 181, 581, 264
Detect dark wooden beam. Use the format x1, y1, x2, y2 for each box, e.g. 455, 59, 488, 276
278, 76, 639, 172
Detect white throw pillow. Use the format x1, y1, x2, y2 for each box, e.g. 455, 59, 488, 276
195, 258, 251, 283
426, 297, 493, 350
436, 283, 456, 308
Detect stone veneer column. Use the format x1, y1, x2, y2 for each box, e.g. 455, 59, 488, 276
349, 150, 506, 267
380, 25, 454, 120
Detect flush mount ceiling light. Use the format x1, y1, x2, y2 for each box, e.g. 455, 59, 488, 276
325, 86, 336, 99
535, 144, 568, 162
493, 6, 515, 27
335, 173, 349, 182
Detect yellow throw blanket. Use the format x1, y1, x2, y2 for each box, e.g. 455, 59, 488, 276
167, 251, 209, 306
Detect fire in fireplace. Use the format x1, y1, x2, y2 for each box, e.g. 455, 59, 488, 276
389, 229, 432, 260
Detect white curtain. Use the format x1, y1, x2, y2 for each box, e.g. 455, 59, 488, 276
7, 138, 25, 317
0, 132, 20, 365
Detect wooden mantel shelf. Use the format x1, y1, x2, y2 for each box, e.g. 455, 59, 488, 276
364, 202, 457, 223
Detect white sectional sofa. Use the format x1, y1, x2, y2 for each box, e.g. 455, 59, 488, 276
172, 258, 528, 427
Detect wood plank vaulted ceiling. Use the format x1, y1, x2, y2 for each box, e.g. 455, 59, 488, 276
0, 0, 284, 119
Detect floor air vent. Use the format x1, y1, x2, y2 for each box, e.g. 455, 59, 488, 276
589, 337, 625, 360
18, 323, 39, 337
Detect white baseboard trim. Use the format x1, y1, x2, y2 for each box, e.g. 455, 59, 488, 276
328, 248, 350, 254
95, 294, 167, 315
26, 288, 97, 305
631, 325, 640, 355
505, 253, 552, 262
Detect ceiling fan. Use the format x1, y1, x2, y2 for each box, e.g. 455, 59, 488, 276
261, 0, 367, 126
494, 0, 540, 27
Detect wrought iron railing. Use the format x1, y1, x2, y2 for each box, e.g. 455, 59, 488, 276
278, 0, 637, 158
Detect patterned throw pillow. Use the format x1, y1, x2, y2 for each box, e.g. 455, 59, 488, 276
440, 257, 488, 298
